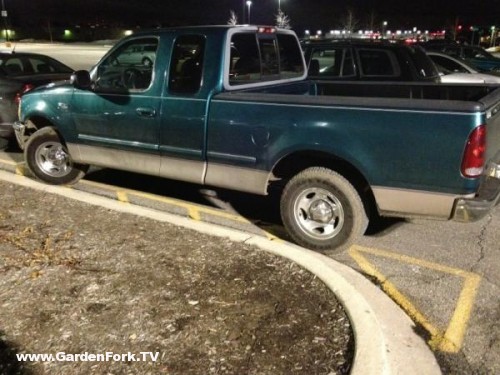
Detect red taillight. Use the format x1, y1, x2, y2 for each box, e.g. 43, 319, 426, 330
258, 27, 277, 34
461, 125, 486, 178
14, 83, 35, 105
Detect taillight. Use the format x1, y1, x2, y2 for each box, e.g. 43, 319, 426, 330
461, 125, 486, 178
14, 83, 35, 105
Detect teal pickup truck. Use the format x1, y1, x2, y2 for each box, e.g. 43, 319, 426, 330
13, 26, 500, 253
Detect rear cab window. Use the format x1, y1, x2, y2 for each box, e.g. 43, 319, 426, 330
225, 27, 306, 90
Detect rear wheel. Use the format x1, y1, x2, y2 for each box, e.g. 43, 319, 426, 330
24, 127, 88, 185
280, 167, 368, 254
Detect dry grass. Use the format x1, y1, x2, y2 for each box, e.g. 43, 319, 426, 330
0, 181, 353, 374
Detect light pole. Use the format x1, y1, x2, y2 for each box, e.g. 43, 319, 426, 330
491, 26, 497, 48
1, 0, 8, 46
242, 0, 245, 24
382, 21, 387, 38
246, 1, 252, 24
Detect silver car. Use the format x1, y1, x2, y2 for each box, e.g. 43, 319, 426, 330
428, 51, 500, 84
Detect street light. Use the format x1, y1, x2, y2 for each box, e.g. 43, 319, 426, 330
382, 21, 388, 38
278, 0, 284, 11
246, 1, 252, 24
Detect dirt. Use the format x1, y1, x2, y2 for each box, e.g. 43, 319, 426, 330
0, 180, 353, 374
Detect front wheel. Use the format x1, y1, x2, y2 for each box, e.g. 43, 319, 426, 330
24, 127, 88, 185
280, 167, 368, 254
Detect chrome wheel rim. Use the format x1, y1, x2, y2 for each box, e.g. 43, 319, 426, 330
293, 187, 344, 240
34, 141, 73, 178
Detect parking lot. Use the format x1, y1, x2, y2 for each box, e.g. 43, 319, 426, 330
1, 42, 499, 374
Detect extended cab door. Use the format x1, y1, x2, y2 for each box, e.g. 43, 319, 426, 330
70, 37, 162, 175
157, 34, 208, 184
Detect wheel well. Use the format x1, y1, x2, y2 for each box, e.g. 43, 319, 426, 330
271, 150, 378, 217
25, 116, 54, 136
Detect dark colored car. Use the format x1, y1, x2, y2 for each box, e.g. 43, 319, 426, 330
302, 39, 440, 82
0, 52, 74, 142
421, 42, 500, 72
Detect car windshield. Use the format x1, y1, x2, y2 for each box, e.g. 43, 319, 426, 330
0, 54, 73, 77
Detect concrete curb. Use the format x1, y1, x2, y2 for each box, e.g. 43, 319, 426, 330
0, 170, 441, 374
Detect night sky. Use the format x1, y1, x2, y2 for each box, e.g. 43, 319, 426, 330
6, 0, 500, 32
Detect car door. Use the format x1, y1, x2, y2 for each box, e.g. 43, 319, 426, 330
70, 37, 162, 175
157, 34, 208, 184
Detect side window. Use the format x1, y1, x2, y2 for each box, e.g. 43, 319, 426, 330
29, 57, 55, 73
358, 49, 400, 77
94, 37, 158, 91
310, 48, 338, 76
309, 48, 354, 78
2, 57, 24, 76
168, 35, 206, 95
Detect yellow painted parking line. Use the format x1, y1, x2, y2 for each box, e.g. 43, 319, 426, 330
79, 179, 286, 241
263, 232, 284, 242
2, 162, 284, 247
187, 206, 201, 221
0, 157, 19, 166
349, 245, 481, 353
15, 165, 25, 176
116, 191, 129, 203
0, 157, 26, 175
79, 179, 253, 224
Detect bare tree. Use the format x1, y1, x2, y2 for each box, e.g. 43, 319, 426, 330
366, 10, 377, 31
275, 9, 291, 29
227, 10, 238, 26
446, 16, 461, 42
341, 9, 359, 37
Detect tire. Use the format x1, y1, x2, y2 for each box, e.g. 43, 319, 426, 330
280, 167, 368, 254
24, 127, 88, 185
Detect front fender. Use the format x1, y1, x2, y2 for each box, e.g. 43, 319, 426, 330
20, 87, 76, 143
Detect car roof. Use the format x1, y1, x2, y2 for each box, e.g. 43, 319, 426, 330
0, 51, 54, 57
303, 39, 399, 46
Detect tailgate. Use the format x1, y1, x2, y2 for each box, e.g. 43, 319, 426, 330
480, 86, 500, 162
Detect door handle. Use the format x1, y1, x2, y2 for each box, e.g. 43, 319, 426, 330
136, 107, 156, 117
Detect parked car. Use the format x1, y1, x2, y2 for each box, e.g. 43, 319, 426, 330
302, 40, 441, 82
0, 52, 74, 144
427, 51, 500, 83
113, 43, 157, 67
422, 42, 500, 72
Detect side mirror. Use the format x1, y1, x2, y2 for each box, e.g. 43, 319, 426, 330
70, 70, 92, 90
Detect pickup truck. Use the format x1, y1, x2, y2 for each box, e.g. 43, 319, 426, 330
13, 26, 500, 253
302, 40, 441, 82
